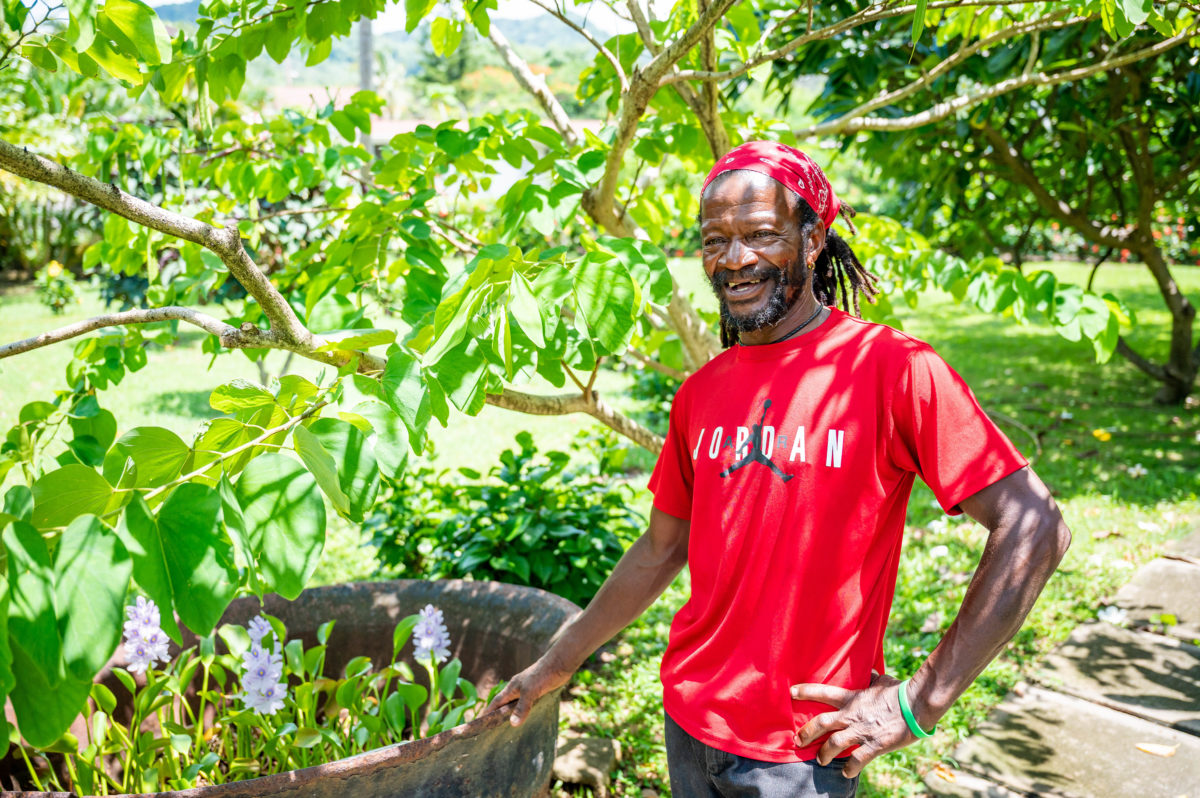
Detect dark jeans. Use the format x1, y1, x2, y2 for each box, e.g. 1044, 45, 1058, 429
665, 712, 859, 798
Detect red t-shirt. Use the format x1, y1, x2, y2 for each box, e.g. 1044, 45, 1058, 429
648, 308, 1027, 762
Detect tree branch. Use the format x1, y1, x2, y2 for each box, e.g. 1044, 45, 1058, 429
978, 122, 1133, 249
585, 0, 740, 230
627, 347, 688, 381
527, 0, 628, 92
0, 307, 237, 359
663, 0, 1055, 85
796, 12, 1077, 134
1115, 336, 1167, 381
484, 25, 579, 149
629, 0, 729, 158
0, 138, 312, 347
0, 303, 388, 374
485, 387, 664, 453
794, 25, 1196, 138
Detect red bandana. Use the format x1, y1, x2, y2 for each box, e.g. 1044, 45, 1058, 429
702, 140, 841, 228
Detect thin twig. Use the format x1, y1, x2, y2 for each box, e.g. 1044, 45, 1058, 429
627, 348, 688, 381
565, 364, 588, 394
528, 0, 628, 91
226, 206, 347, 223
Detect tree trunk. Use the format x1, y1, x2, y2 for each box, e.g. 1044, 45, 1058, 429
1128, 242, 1197, 403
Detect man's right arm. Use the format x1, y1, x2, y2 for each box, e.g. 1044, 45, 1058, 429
484, 506, 691, 726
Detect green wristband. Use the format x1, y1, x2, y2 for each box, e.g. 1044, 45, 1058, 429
897, 679, 936, 739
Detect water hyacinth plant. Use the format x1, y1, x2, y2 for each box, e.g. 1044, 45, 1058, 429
13, 598, 499, 795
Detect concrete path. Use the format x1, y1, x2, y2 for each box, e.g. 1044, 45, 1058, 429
927, 528, 1200, 797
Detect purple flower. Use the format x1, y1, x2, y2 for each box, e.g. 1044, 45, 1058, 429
122, 597, 169, 674
247, 616, 273, 646
240, 680, 288, 715
413, 604, 451, 665
238, 616, 288, 714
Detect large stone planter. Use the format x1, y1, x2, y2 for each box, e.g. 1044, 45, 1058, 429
11, 579, 580, 798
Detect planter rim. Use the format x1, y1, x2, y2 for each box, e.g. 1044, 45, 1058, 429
100, 690, 562, 798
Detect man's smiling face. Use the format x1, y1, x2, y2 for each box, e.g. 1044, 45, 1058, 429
700, 170, 808, 334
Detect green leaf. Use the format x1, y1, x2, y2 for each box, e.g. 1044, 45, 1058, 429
382, 350, 431, 448
1093, 311, 1120, 364
437, 658, 461, 698
100, 0, 171, 64
573, 252, 637, 354
210, 380, 275, 416
3, 485, 33, 522
1121, 0, 1151, 26
430, 17, 463, 55
3, 520, 62, 687
234, 453, 327, 599
156, 484, 238, 636
31, 465, 113, 529
85, 36, 142, 83
67, 435, 107, 467
305, 418, 379, 522
392, 681, 428, 713
69, 408, 117, 451
508, 272, 545, 348
305, 36, 332, 67
293, 425, 351, 516
9, 643, 90, 748
53, 515, 132, 681
294, 727, 322, 748
354, 401, 409, 480
599, 237, 674, 307
101, 426, 188, 489
0, 574, 12, 701
911, 0, 928, 43
405, 0, 439, 31
314, 328, 397, 353
392, 614, 420, 660
116, 497, 182, 642
382, 692, 406, 734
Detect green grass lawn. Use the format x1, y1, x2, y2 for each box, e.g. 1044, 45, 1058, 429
2, 260, 1198, 796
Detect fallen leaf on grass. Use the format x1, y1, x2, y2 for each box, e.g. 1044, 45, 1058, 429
1135, 742, 1178, 757
933, 763, 956, 782
1091, 529, 1122, 540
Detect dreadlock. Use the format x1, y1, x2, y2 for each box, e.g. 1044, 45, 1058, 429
718, 198, 880, 349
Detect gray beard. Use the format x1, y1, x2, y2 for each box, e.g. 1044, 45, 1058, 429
711, 262, 806, 334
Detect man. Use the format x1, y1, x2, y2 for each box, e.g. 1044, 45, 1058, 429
486, 141, 1071, 796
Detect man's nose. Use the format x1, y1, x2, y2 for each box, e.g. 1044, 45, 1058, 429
724, 237, 757, 269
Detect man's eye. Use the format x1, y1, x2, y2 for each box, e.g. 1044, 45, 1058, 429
704, 238, 724, 247
753, 230, 776, 238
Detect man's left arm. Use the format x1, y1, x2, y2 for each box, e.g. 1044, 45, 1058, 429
791, 465, 1072, 778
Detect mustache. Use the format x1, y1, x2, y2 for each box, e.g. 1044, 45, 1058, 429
709, 264, 790, 290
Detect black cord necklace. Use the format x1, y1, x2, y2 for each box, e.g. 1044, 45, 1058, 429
745, 304, 826, 346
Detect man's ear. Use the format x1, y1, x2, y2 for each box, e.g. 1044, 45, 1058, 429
805, 224, 827, 266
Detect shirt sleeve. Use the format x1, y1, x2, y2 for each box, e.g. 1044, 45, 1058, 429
648, 381, 694, 520
889, 345, 1028, 515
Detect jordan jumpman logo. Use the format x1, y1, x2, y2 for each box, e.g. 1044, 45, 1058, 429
719, 399, 794, 483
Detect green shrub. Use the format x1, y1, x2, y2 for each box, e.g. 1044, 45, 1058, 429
366, 432, 642, 606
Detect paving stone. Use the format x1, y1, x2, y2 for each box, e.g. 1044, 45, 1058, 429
553, 735, 620, 798
1035, 622, 1200, 734
1165, 528, 1200, 565
1115, 558, 1200, 642
952, 686, 1200, 797
924, 765, 1025, 798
